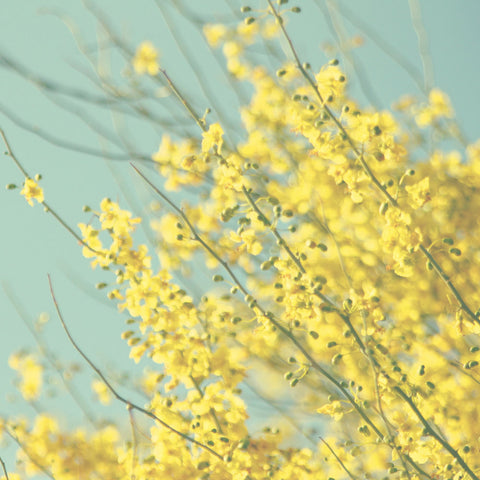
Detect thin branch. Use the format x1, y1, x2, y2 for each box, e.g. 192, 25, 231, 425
131, 163, 385, 440
1, 127, 103, 255
0, 456, 9, 480
394, 386, 478, 480
319, 436, 357, 480
2, 424, 56, 480
47, 274, 224, 461
2, 281, 98, 426
0, 103, 150, 163
266, 0, 479, 325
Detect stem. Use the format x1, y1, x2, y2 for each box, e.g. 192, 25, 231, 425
132, 163, 385, 440
394, 386, 478, 480
266, 0, 479, 325
48, 274, 224, 461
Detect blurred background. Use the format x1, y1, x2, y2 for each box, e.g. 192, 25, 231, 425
1, 0, 479, 469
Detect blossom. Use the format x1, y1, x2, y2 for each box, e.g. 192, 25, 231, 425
92, 379, 112, 405
405, 177, 431, 209
133, 41, 160, 75
415, 88, 453, 127
201, 123, 224, 154
20, 178, 44, 206
9, 353, 43, 401
203, 24, 227, 48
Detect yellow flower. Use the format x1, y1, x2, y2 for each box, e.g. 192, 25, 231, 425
133, 41, 160, 75
230, 228, 263, 255
203, 24, 227, 48
405, 177, 431, 209
317, 400, 348, 421
9, 353, 43, 401
201, 123, 224, 154
415, 88, 453, 127
20, 178, 44, 206
314, 64, 347, 104
92, 379, 112, 405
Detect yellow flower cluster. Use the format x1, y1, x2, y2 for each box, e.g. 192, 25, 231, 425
20, 177, 44, 206
6, 6, 480, 480
132, 41, 160, 75
415, 88, 454, 127
8, 352, 43, 401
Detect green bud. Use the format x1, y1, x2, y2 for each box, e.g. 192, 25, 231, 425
244, 16, 255, 25
6, 183, 17, 190
213, 275, 224, 282
240, 6, 251, 12
332, 353, 342, 365
343, 298, 353, 311
379, 202, 389, 215
261, 261, 272, 271
375, 343, 388, 355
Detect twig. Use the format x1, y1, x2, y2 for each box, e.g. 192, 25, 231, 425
319, 436, 357, 480
0, 456, 9, 480
1, 127, 102, 255
266, 0, 479, 325
394, 386, 478, 480
131, 163, 385, 440
47, 274, 224, 461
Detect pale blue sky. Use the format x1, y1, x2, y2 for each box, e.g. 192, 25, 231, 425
1, 0, 479, 470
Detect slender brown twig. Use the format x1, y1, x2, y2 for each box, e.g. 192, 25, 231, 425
47, 274, 224, 461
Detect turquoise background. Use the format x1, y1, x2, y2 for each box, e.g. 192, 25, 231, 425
1, 0, 479, 471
